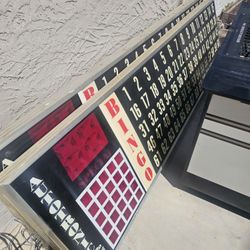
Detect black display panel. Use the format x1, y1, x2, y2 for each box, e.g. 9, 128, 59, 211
6, 2, 219, 250
0, 0, 204, 172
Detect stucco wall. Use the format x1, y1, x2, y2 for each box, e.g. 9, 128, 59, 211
0, 0, 182, 130
214, 0, 236, 15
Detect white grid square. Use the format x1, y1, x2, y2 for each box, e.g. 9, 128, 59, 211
76, 148, 145, 249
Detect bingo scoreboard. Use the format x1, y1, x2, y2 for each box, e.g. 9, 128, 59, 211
0, 0, 219, 249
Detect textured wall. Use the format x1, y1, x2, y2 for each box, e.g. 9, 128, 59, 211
0, 0, 181, 130
214, 0, 237, 15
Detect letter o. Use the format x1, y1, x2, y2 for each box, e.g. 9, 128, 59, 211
49, 200, 61, 215
68, 222, 79, 237
145, 167, 153, 181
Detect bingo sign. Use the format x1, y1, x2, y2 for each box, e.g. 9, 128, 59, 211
3, 1, 218, 250
0, 0, 203, 171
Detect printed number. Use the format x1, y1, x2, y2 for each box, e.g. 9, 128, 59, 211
168, 127, 176, 143
174, 118, 181, 134
173, 38, 179, 51
180, 109, 186, 124
171, 81, 178, 96
102, 76, 108, 85
139, 120, 150, 138
167, 44, 173, 57
182, 67, 188, 81
143, 66, 151, 81
124, 58, 130, 67
188, 61, 194, 74
140, 92, 150, 109
151, 38, 155, 45
163, 113, 171, 128
150, 83, 159, 98
148, 108, 158, 126
155, 123, 163, 139
185, 27, 191, 40
178, 53, 185, 67
165, 66, 173, 82
163, 90, 172, 105
161, 138, 169, 155
172, 59, 179, 74
133, 76, 142, 92
147, 135, 156, 152
169, 103, 177, 118
122, 86, 132, 101
114, 67, 119, 76
194, 36, 200, 49
130, 103, 142, 121
175, 95, 182, 110
160, 51, 167, 65
177, 73, 184, 88
195, 17, 200, 29
156, 98, 166, 115
153, 151, 162, 167
184, 47, 190, 60
152, 58, 160, 72
190, 22, 196, 34
158, 74, 167, 89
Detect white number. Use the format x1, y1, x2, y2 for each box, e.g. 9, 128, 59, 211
130, 103, 142, 121
140, 92, 150, 109
133, 76, 142, 92
150, 83, 159, 98
158, 74, 167, 89
139, 120, 150, 138
167, 44, 173, 57
148, 108, 158, 126
152, 58, 160, 72
124, 58, 130, 67
122, 86, 132, 101
160, 51, 167, 65
114, 67, 119, 76
165, 66, 173, 81
143, 66, 151, 81
102, 76, 108, 85
164, 90, 172, 105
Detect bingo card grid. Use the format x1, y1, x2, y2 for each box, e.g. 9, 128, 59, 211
76, 148, 145, 248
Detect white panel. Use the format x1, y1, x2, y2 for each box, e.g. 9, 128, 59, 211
188, 134, 250, 196
202, 119, 250, 144
207, 95, 250, 126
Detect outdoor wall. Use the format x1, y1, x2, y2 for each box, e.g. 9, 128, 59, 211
0, 0, 182, 130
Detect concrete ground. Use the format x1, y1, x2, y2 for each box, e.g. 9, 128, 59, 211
118, 175, 250, 250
